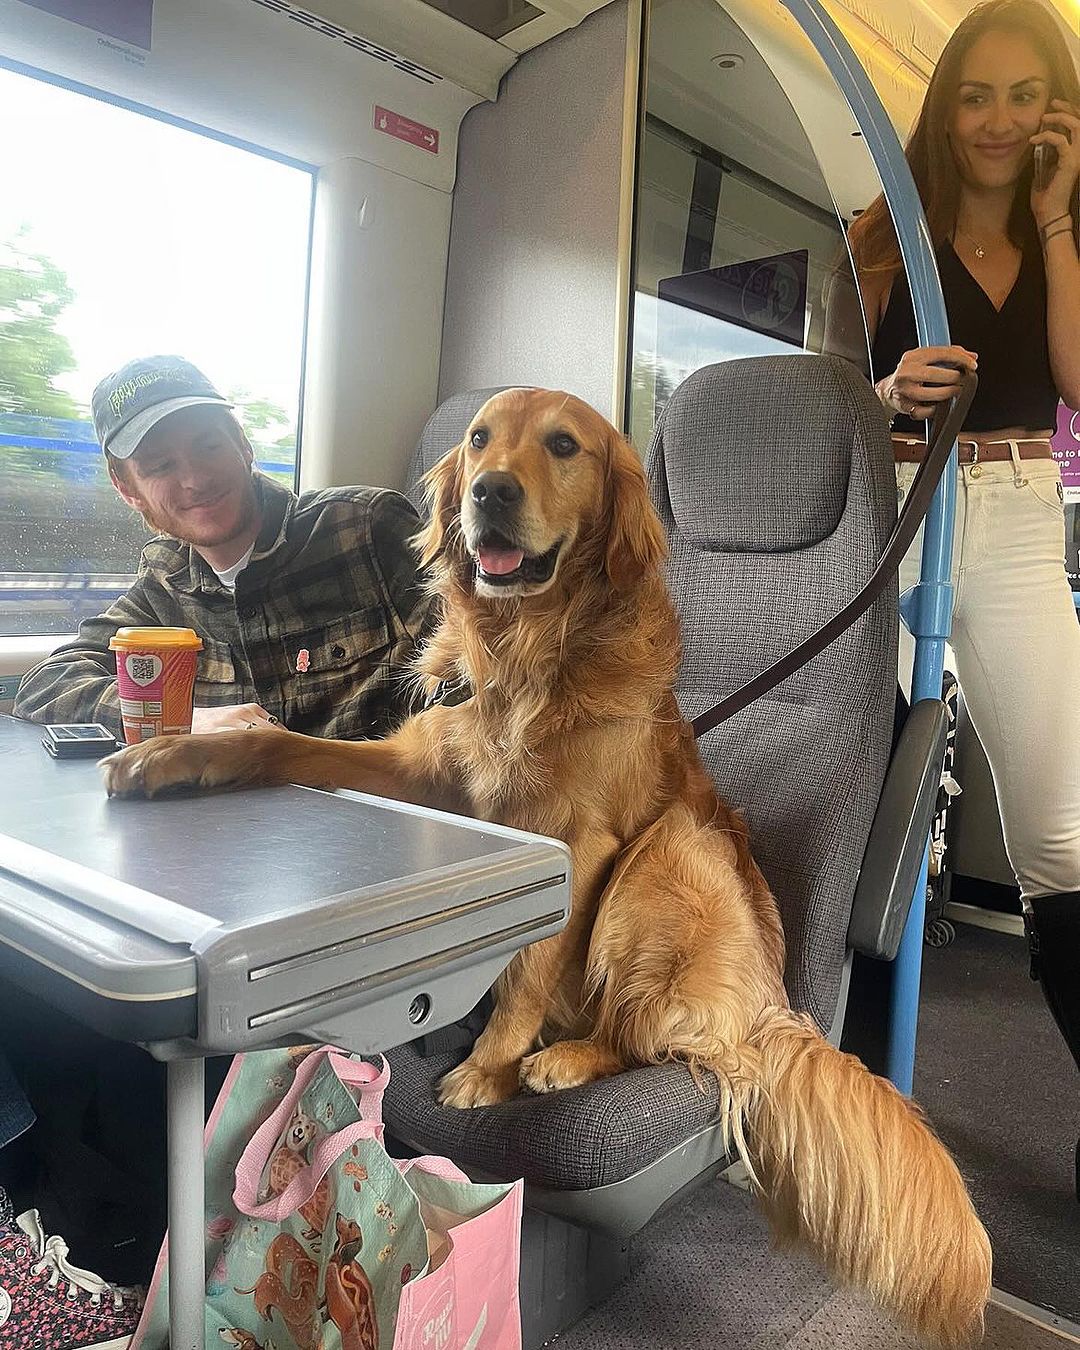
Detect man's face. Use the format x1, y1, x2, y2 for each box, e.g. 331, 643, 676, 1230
110, 406, 258, 549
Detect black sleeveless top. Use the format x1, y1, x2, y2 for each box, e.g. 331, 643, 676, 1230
870, 237, 1058, 433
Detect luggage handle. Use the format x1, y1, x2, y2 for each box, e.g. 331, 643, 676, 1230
690, 368, 976, 739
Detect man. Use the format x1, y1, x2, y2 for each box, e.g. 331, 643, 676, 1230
15, 355, 432, 737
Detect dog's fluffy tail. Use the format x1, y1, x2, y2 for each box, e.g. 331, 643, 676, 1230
735, 1006, 991, 1347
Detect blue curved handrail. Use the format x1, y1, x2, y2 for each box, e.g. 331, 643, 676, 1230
779, 0, 958, 1093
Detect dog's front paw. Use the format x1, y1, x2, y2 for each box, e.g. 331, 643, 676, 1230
101, 732, 248, 799
437, 1061, 520, 1109
519, 1041, 622, 1094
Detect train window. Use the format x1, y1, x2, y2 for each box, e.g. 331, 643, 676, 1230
0, 65, 313, 638
628, 0, 872, 448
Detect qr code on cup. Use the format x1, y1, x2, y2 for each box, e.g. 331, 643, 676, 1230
130, 657, 158, 682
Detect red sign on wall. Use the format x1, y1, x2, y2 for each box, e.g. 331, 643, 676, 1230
373, 106, 439, 155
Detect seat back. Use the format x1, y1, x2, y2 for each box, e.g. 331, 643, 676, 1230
405, 387, 506, 513
645, 355, 898, 1029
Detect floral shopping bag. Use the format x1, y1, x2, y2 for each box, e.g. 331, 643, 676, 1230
131, 1047, 396, 1349
131, 1047, 522, 1350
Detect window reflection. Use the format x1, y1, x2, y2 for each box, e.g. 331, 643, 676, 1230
628, 1, 869, 447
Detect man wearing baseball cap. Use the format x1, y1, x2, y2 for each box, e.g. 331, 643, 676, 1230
15, 355, 432, 739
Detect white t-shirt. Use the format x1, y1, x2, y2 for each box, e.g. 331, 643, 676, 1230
211, 542, 255, 591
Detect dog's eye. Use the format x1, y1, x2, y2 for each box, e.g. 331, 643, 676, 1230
470, 428, 489, 450
548, 432, 579, 458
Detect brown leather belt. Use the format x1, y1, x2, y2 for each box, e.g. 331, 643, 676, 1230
893, 437, 1053, 465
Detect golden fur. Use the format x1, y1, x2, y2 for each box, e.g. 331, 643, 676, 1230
103, 389, 991, 1346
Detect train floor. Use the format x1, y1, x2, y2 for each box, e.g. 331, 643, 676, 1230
553, 1177, 1075, 1349
915, 921, 1080, 1325
553, 918, 1079, 1350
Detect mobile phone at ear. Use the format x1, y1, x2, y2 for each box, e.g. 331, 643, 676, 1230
1035, 142, 1058, 192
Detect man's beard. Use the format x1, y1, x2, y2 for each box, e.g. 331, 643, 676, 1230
141, 479, 259, 548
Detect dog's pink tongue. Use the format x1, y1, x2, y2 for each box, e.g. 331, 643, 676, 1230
478, 546, 524, 576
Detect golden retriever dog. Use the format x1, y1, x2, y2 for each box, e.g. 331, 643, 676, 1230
103, 389, 991, 1346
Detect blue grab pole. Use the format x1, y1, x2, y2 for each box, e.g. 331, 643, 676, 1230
780, 0, 958, 1093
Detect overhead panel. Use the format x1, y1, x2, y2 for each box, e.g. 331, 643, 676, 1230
255, 0, 620, 101
716, 0, 981, 220
420, 0, 545, 40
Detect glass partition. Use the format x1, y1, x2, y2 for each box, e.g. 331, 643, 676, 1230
628, 0, 882, 448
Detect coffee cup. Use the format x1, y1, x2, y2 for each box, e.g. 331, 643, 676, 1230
109, 627, 204, 745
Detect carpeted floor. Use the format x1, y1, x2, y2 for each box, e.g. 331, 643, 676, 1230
915, 923, 1080, 1322
552, 1178, 1072, 1349
552, 919, 1079, 1350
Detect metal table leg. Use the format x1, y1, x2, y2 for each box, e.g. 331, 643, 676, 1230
167, 1057, 205, 1350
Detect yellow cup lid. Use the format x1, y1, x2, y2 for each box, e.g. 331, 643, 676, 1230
109, 627, 204, 651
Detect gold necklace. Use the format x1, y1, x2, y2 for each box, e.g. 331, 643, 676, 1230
955, 226, 1009, 260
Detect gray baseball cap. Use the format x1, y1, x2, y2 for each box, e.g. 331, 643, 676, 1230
92, 355, 233, 460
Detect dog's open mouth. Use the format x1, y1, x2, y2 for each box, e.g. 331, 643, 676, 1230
473, 533, 562, 587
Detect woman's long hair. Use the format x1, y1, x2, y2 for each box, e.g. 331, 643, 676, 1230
849, 0, 1080, 274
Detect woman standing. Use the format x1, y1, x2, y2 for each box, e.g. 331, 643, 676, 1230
849, 1, 1080, 1106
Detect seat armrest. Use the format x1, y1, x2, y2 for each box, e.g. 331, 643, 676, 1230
847, 698, 948, 961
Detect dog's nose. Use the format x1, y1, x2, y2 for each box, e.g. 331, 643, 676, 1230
470, 471, 523, 512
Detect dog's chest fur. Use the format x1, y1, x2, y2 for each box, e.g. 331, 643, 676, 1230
419, 576, 681, 835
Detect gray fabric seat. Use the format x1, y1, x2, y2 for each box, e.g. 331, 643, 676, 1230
652, 355, 897, 1028
384, 356, 898, 1199
385, 1052, 720, 1189
404, 387, 505, 513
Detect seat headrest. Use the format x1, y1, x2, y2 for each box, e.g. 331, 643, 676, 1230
406, 387, 507, 513
653, 355, 882, 552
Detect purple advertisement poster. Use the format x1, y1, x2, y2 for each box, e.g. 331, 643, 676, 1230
1051, 400, 1080, 504
18, 0, 153, 50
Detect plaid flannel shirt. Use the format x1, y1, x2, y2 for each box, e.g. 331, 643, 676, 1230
14, 474, 435, 740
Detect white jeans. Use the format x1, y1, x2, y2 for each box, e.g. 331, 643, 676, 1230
897, 454, 1080, 899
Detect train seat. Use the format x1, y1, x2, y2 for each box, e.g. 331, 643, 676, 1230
385, 358, 946, 1346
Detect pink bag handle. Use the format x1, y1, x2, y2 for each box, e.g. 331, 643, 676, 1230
236, 1118, 385, 1220
233, 1048, 389, 1219
396, 1155, 471, 1184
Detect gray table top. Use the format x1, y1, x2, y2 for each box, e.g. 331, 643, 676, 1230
0, 716, 533, 944
0, 717, 569, 1052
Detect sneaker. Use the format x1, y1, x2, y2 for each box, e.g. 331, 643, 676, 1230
0, 1208, 144, 1350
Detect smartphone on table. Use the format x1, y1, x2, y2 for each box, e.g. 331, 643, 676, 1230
42, 723, 122, 758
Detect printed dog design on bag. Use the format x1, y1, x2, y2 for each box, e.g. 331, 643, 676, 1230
324, 1214, 379, 1350
219, 1330, 279, 1350
260, 1102, 334, 1244
236, 1233, 322, 1350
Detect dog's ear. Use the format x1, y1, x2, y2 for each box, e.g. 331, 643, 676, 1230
414, 443, 465, 567
603, 430, 667, 591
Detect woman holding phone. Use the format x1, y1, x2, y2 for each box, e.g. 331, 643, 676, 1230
848, 0, 1080, 1122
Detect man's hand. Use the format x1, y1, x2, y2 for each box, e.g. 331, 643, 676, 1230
191, 703, 278, 734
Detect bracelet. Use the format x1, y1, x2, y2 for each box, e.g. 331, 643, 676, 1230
1041, 224, 1075, 250
1039, 212, 1072, 242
